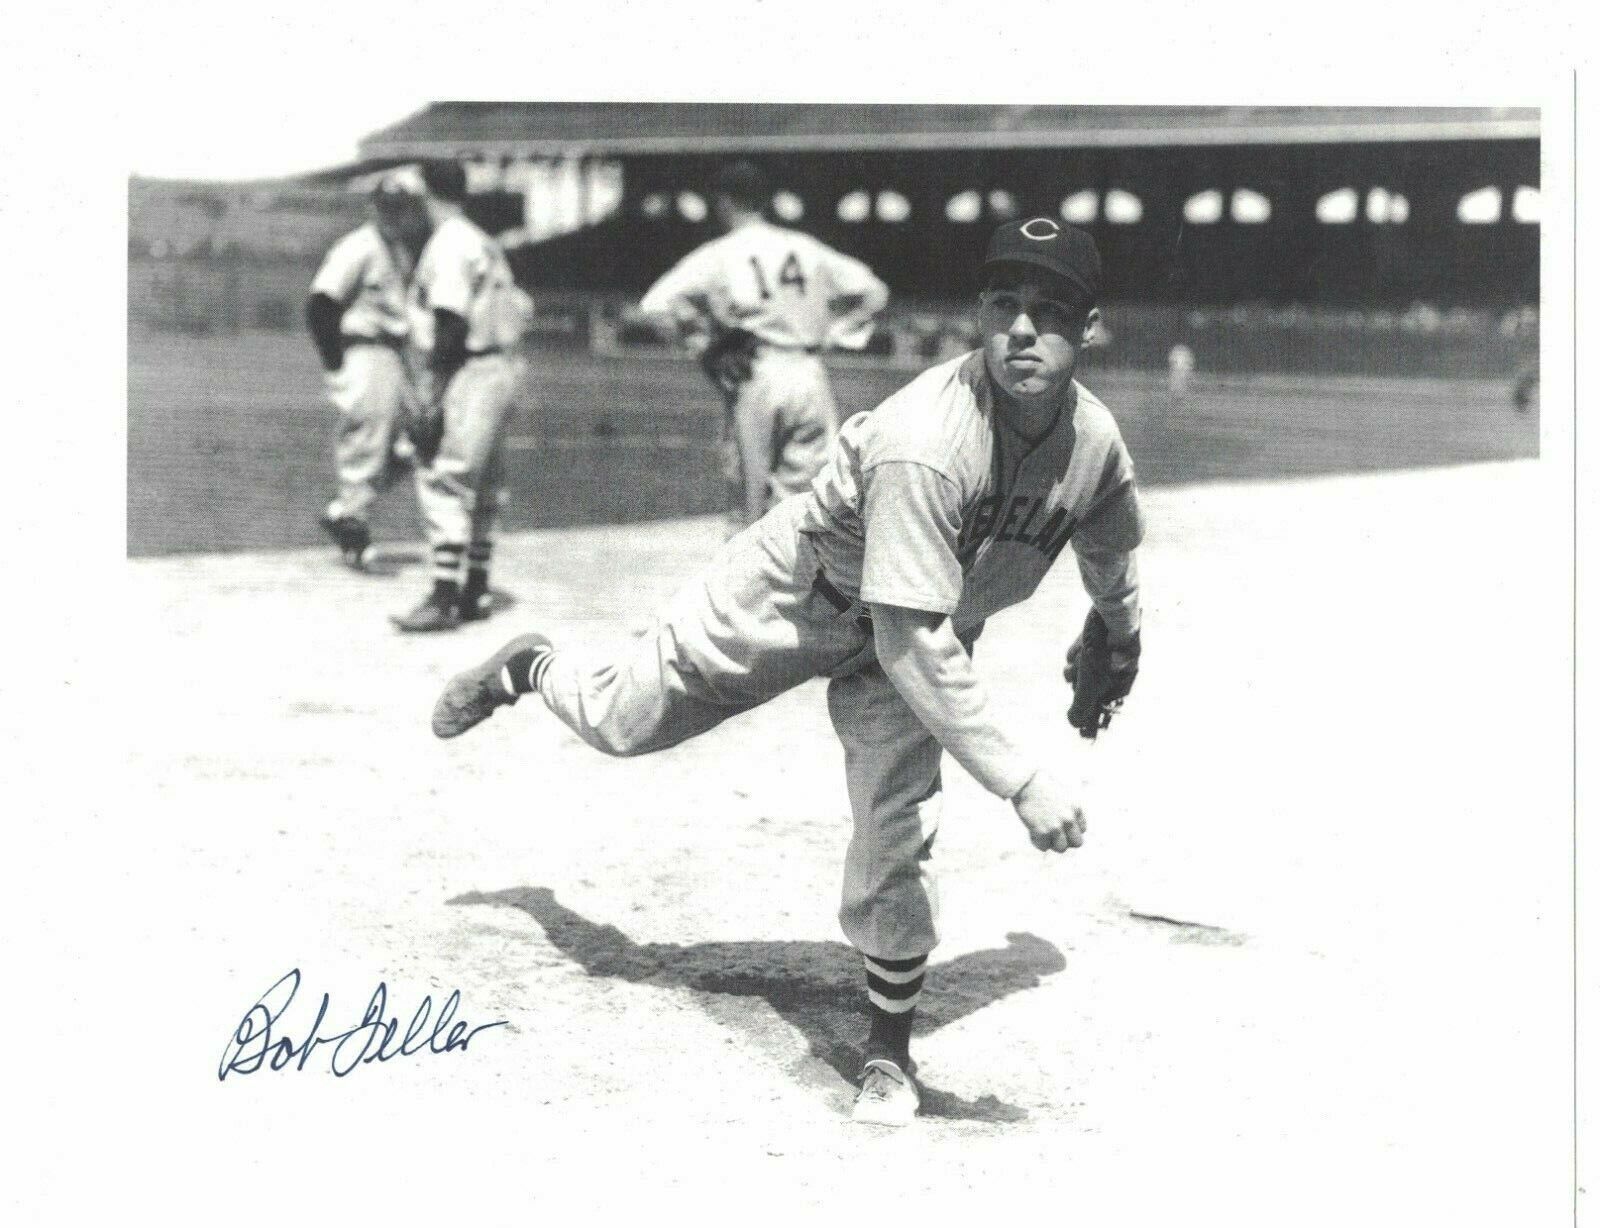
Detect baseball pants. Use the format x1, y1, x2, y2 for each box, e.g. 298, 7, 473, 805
535, 496, 948, 962
416, 353, 519, 581
323, 343, 412, 523
721, 349, 840, 535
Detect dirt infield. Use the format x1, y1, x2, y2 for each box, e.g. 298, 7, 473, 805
128, 330, 1539, 556
108, 458, 1570, 1225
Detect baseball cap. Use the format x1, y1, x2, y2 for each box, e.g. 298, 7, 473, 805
982, 217, 1102, 305
370, 165, 426, 206
419, 158, 469, 203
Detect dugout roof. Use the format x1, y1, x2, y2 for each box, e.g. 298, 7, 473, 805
360, 103, 1539, 158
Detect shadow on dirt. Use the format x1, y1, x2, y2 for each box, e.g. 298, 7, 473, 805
451, 885, 1068, 1124
360, 547, 424, 576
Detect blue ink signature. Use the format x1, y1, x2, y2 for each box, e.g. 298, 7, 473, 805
218, 969, 508, 1080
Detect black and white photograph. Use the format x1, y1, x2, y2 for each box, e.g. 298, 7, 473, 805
11, 4, 1586, 1224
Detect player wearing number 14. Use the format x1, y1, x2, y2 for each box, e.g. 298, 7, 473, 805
639, 162, 890, 535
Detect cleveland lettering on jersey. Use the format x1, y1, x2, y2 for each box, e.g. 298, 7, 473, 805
804, 351, 1135, 631
959, 494, 1075, 561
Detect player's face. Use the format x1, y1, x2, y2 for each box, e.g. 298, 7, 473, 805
978, 274, 1097, 403
375, 198, 430, 250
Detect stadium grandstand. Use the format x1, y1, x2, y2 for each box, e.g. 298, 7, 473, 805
356, 103, 1539, 306
128, 104, 1539, 375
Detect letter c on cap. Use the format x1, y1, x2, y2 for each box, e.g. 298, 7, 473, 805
1020, 217, 1061, 241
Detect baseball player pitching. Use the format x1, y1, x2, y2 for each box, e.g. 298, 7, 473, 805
306, 173, 431, 569
392, 160, 533, 633
432, 218, 1144, 1126
639, 161, 889, 536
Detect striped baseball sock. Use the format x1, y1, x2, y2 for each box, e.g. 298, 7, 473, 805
465, 541, 492, 595
431, 541, 464, 585
863, 952, 927, 1068
500, 644, 556, 697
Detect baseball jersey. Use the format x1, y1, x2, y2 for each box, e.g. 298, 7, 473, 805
799, 351, 1143, 636
639, 219, 888, 351
408, 211, 523, 355
309, 222, 413, 341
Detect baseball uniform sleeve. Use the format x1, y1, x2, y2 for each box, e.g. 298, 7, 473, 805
823, 248, 886, 297
1076, 431, 1143, 548
873, 605, 1039, 800
639, 248, 716, 319
1073, 548, 1141, 642
858, 461, 964, 615
820, 249, 889, 351
1071, 437, 1144, 640
425, 225, 481, 318
304, 293, 345, 370
309, 231, 366, 304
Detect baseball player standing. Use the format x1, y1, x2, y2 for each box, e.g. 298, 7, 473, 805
432, 218, 1143, 1126
392, 160, 532, 633
639, 161, 889, 536
306, 174, 431, 569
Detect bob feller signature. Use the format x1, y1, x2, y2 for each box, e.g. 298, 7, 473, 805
218, 968, 508, 1080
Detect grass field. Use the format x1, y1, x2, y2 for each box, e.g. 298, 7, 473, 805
127, 329, 1539, 556
106, 330, 1568, 1224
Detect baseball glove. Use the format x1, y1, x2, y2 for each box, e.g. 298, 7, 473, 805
698, 327, 761, 399
404, 401, 444, 467
1063, 609, 1141, 738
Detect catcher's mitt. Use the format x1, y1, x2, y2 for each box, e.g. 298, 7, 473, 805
698, 327, 761, 399
1063, 608, 1141, 738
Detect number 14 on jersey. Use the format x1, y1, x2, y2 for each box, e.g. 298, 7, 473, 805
750, 253, 807, 299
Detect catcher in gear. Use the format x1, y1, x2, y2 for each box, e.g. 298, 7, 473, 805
1064, 608, 1141, 737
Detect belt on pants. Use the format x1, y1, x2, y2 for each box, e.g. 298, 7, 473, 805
466, 346, 504, 359
341, 336, 405, 350
812, 571, 874, 634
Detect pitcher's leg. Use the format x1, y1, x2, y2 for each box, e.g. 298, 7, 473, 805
829, 663, 943, 960
433, 614, 747, 748
535, 616, 750, 757
537, 511, 835, 754
828, 661, 941, 1116
434, 498, 863, 749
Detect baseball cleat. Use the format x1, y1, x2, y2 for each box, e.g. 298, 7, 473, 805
319, 514, 372, 571
431, 633, 553, 739
851, 1058, 920, 1127
459, 586, 494, 622
392, 590, 462, 634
